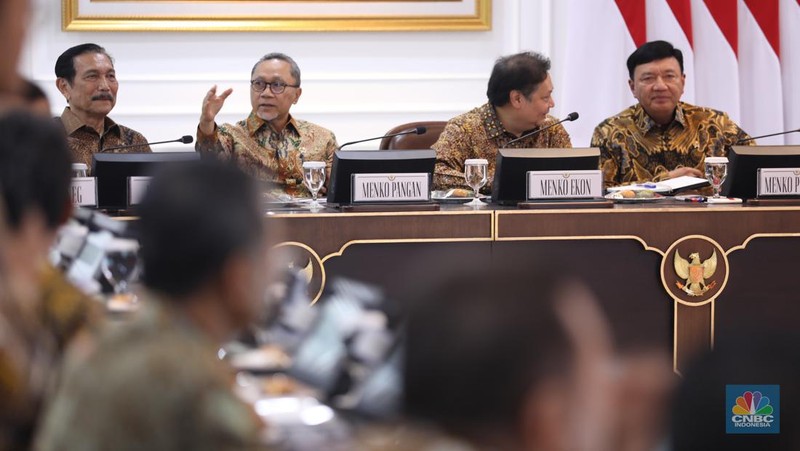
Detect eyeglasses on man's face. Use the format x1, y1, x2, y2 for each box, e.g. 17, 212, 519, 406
250, 79, 299, 94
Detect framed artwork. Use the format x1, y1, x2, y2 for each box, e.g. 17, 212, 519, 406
62, 0, 491, 32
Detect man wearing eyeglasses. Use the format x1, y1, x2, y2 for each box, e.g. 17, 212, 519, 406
592, 41, 751, 188
196, 53, 338, 197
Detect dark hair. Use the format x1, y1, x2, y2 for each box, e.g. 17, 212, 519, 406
251, 52, 301, 86
0, 110, 72, 231
626, 40, 684, 80
403, 262, 575, 439
21, 79, 47, 103
54, 43, 113, 85
137, 160, 264, 299
487, 52, 551, 107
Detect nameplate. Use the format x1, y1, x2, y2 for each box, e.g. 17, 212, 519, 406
758, 168, 800, 197
351, 173, 430, 203
70, 177, 97, 207
127, 176, 152, 207
527, 170, 603, 200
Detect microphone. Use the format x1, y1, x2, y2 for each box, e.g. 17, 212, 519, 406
101, 135, 194, 152
735, 128, 800, 145
502, 112, 579, 148
338, 126, 427, 151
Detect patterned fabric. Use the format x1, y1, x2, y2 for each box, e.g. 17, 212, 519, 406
432, 103, 572, 192
195, 112, 338, 197
36, 298, 266, 451
591, 102, 751, 188
58, 107, 151, 173
0, 264, 94, 451
38, 264, 98, 353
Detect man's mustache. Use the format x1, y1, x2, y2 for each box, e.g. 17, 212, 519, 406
91, 93, 114, 101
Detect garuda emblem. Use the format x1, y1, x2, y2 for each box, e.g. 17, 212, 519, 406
674, 250, 718, 296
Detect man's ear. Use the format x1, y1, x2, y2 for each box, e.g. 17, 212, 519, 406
58, 199, 73, 227
628, 79, 635, 96
56, 78, 70, 100
293, 87, 302, 105
508, 90, 524, 109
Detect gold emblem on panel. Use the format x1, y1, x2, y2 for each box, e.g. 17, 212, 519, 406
661, 236, 729, 305
272, 242, 326, 305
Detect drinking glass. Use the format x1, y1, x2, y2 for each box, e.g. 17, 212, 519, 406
101, 239, 139, 301
464, 159, 488, 207
704, 156, 729, 199
302, 161, 326, 209
71, 163, 88, 178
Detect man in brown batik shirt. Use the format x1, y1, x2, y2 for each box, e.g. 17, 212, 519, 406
592, 41, 751, 188
196, 53, 337, 197
433, 52, 572, 192
55, 43, 150, 173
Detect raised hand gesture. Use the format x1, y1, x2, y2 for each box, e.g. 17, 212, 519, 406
199, 85, 233, 135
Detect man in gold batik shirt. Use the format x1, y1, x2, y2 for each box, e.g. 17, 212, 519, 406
196, 53, 338, 197
55, 44, 151, 172
433, 52, 572, 192
592, 40, 751, 188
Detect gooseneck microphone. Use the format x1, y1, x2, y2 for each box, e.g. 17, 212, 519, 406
338, 126, 427, 151
735, 128, 800, 145
101, 135, 194, 152
502, 112, 579, 148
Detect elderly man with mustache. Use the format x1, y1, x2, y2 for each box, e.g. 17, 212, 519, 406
56, 43, 150, 172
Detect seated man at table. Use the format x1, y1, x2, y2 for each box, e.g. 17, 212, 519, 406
55, 43, 151, 171
36, 161, 274, 450
433, 51, 572, 192
591, 40, 751, 188
196, 52, 338, 197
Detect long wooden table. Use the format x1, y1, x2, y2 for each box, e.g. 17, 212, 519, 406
266, 203, 800, 373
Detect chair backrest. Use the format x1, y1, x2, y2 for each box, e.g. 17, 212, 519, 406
379, 121, 447, 150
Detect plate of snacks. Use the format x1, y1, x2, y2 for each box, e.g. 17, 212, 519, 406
431, 188, 486, 203
604, 189, 665, 203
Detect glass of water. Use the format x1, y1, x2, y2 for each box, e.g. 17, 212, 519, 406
302, 161, 326, 209
464, 159, 488, 207
101, 239, 139, 302
704, 156, 728, 199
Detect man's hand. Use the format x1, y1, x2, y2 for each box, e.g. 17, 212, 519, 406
199, 85, 233, 136
666, 166, 703, 179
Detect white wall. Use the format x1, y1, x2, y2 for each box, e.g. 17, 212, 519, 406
22, 0, 572, 151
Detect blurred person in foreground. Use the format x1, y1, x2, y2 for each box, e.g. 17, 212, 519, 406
592, 40, 751, 188
21, 79, 51, 117
55, 43, 151, 171
0, 111, 97, 451
36, 160, 276, 450
0, 0, 29, 107
433, 52, 572, 193
671, 333, 800, 451
396, 263, 617, 451
196, 52, 337, 197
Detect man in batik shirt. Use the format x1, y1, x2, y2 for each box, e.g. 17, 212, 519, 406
196, 53, 338, 197
592, 40, 751, 188
55, 43, 151, 172
433, 52, 572, 192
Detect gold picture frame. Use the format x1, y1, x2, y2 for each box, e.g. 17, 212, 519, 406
62, 0, 492, 32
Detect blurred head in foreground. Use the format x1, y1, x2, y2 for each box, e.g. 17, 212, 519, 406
403, 263, 617, 451
138, 159, 273, 337
35, 160, 273, 451
671, 333, 800, 451
0, 110, 72, 301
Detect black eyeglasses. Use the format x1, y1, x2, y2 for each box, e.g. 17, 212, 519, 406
250, 80, 299, 94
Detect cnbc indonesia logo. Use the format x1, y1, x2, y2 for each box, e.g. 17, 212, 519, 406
727, 385, 780, 434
